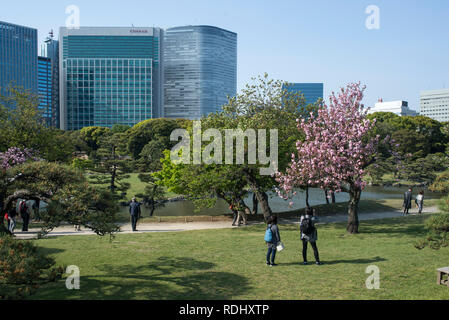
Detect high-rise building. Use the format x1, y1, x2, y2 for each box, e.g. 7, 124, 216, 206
283, 83, 323, 105
163, 25, 237, 119
0, 21, 38, 100
420, 89, 449, 122
59, 27, 164, 130
38, 56, 52, 126
45, 32, 60, 128
369, 99, 418, 116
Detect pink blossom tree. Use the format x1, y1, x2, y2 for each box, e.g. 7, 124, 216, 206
276, 83, 380, 234
0, 147, 37, 170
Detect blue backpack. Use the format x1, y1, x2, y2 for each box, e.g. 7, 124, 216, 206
264, 225, 273, 242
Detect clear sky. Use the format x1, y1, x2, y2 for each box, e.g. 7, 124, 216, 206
1, 0, 448, 111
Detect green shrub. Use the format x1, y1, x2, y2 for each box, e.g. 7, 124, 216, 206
0, 235, 64, 299
439, 194, 449, 213
415, 213, 449, 250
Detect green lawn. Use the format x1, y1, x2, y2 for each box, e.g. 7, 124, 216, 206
30, 213, 449, 300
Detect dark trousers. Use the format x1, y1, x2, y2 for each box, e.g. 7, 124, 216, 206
131, 215, 138, 231
302, 239, 320, 262
404, 206, 410, 214
232, 210, 238, 225
21, 213, 29, 231
266, 246, 277, 264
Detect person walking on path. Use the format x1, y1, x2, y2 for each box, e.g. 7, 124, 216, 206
8, 201, 17, 234
265, 215, 281, 266
403, 188, 413, 215
415, 190, 424, 214
129, 197, 141, 232
19, 200, 30, 232
230, 203, 238, 226
300, 208, 322, 265
4, 212, 9, 231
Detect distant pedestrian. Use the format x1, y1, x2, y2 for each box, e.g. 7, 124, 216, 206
4, 212, 9, 231
8, 201, 17, 233
300, 208, 322, 265
19, 200, 30, 231
415, 190, 424, 214
236, 199, 248, 226
403, 188, 413, 215
129, 197, 141, 232
230, 203, 238, 226
32, 200, 40, 221
265, 215, 281, 266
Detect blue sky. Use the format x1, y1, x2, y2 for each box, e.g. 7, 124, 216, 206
1, 0, 449, 111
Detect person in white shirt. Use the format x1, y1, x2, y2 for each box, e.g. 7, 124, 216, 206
415, 190, 424, 214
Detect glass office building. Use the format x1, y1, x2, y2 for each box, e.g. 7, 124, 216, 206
59, 27, 163, 130
284, 83, 324, 105
164, 26, 237, 119
38, 56, 52, 126
420, 89, 449, 122
46, 37, 60, 128
0, 21, 37, 100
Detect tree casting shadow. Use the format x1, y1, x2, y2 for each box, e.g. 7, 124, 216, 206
35, 257, 251, 300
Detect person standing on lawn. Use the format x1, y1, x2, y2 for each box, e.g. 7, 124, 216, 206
129, 197, 141, 231
19, 200, 30, 232
403, 188, 413, 215
266, 215, 281, 266
415, 190, 424, 214
300, 208, 322, 265
8, 201, 17, 233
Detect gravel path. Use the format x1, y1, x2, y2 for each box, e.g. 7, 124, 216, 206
13, 206, 439, 240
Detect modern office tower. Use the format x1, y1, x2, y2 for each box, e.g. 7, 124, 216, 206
59, 27, 164, 130
420, 89, 449, 122
45, 32, 60, 128
163, 25, 237, 119
38, 56, 53, 126
0, 21, 38, 100
368, 99, 418, 116
283, 83, 324, 105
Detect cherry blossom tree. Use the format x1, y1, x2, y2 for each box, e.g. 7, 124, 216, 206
276, 83, 380, 234
0, 147, 37, 169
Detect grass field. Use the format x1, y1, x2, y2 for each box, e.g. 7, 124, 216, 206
30, 213, 449, 300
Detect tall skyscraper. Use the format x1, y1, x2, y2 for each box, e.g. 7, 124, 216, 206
163, 25, 237, 119
45, 32, 60, 128
283, 83, 323, 105
38, 56, 52, 126
0, 21, 38, 100
59, 27, 163, 130
420, 89, 449, 122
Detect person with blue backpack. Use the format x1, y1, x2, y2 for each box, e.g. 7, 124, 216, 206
300, 208, 322, 265
265, 215, 281, 266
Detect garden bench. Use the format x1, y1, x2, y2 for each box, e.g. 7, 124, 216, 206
437, 267, 449, 286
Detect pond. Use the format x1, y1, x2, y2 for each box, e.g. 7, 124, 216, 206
120, 186, 444, 217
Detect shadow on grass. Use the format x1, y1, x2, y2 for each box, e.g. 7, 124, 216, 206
359, 216, 428, 236
280, 256, 387, 266
35, 257, 251, 300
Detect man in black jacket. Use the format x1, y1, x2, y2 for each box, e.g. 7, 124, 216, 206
403, 188, 413, 215
129, 197, 141, 231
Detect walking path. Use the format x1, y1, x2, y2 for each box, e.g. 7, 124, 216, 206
13, 206, 439, 240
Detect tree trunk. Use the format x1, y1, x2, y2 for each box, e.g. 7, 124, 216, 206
324, 189, 329, 205
347, 185, 362, 234
331, 191, 336, 204
305, 186, 310, 209
149, 199, 155, 217
243, 169, 272, 221
252, 193, 258, 214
